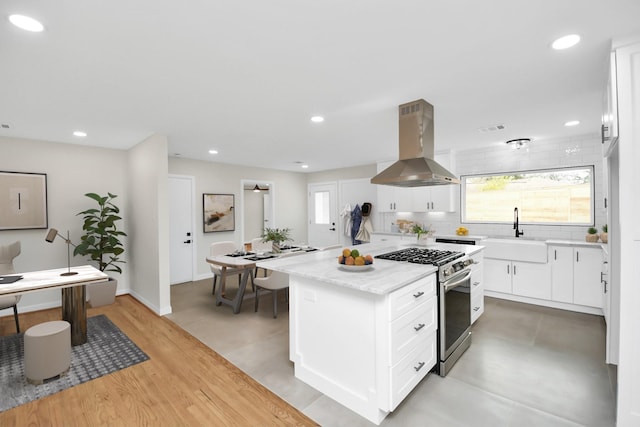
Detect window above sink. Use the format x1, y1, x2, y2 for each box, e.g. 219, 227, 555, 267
461, 166, 595, 227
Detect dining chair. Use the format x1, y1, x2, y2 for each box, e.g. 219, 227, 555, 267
209, 241, 246, 295
0, 241, 22, 333
253, 251, 305, 318
250, 237, 272, 277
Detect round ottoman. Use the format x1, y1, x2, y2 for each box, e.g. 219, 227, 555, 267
24, 320, 71, 384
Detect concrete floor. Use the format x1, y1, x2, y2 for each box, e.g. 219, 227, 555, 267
167, 278, 616, 427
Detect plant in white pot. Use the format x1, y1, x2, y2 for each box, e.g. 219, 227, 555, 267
261, 227, 292, 253
74, 192, 126, 307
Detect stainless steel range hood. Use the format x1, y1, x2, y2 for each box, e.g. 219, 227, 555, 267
371, 99, 459, 187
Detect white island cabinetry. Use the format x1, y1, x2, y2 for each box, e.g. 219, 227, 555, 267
258, 243, 440, 425
289, 272, 437, 424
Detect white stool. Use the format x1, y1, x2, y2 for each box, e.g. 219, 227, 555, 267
24, 320, 71, 384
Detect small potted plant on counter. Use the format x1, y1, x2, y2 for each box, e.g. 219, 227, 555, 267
74, 192, 127, 307
586, 226, 599, 243
261, 227, 292, 253
600, 224, 608, 243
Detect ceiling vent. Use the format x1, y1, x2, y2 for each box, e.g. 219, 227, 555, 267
478, 124, 505, 133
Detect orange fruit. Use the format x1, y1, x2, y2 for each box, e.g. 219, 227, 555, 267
345, 256, 355, 265
338, 255, 345, 264
355, 256, 365, 266
365, 255, 373, 263
342, 248, 351, 257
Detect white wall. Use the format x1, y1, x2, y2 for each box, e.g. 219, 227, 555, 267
168, 157, 307, 279
0, 136, 129, 313
127, 134, 170, 315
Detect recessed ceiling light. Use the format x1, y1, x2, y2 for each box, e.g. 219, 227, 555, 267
9, 14, 44, 32
564, 120, 580, 127
552, 34, 580, 50
310, 116, 324, 123
208, 149, 218, 154
301, 164, 309, 169
73, 131, 87, 137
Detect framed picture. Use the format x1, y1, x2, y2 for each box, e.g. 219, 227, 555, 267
0, 171, 48, 231
203, 193, 235, 232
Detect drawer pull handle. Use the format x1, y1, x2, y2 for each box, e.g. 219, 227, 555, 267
414, 361, 426, 372
473, 306, 480, 311
413, 291, 425, 298
414, 323, 426, 331
473, 281, 480, 286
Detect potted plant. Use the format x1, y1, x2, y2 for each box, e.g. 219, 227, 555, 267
586, 226, 599, 243
411, 223, 436, 244
74, 192, 127, 307
261, 227, 292, 253
600, 224, 608, 243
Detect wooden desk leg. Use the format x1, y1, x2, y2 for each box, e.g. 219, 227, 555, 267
61, 285, 87, 346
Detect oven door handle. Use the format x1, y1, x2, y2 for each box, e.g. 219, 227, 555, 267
443, 270, 472, 292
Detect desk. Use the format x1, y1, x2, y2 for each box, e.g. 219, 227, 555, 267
0, 265, 109, 345
206, 255, 257, 314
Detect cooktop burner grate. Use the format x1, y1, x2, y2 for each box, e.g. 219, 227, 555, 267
375, 247, 464, 267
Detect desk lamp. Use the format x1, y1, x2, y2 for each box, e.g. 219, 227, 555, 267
45, 228, 78, 276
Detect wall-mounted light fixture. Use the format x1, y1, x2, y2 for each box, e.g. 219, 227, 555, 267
505, 138, 531, 150
253, 184, 261, 193
45, 228, 78, 276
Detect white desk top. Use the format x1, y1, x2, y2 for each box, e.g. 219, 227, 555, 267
0, 265, 108, 296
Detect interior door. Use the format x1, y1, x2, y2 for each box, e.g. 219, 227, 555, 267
308, 182, 339, 248
263, 194, 272, 230
168, 175, 194, 285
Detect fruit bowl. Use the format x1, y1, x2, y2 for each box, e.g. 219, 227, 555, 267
338, 248, 374, 268
339, 264, 374, 272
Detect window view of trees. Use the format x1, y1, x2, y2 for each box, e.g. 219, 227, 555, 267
462, 166, 594, 225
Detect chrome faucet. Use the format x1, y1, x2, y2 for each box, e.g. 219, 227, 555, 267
514, 207, 524, 238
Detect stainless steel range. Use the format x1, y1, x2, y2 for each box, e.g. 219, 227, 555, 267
376, 247, 474, 376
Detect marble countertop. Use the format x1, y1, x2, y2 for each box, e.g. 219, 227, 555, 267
256, 241, 483, 295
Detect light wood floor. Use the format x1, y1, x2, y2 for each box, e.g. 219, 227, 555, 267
0, 295, 318, 427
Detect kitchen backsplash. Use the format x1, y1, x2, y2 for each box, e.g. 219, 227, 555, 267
377, 133, 605, 242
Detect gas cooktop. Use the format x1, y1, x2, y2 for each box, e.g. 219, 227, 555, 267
375, 247, 464, 267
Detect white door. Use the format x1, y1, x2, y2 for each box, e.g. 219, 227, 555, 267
169, 175, 194, 285
263, 194, 272, 230
308, 182, 339, 248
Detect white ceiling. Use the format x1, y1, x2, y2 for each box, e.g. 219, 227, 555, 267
2, 1, 640, 173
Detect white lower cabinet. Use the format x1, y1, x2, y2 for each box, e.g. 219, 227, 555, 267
484, 259, 550, 300
289, 273, 437, 425
549, 245, 603, 308
470, 251, 484, 324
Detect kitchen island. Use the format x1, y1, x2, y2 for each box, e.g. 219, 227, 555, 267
257, 241, 481, 424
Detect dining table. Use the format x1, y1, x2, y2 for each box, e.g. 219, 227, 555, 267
206, 246, 318, 314
0, 265, 109, 345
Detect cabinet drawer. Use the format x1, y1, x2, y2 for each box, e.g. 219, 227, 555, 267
389, 330, 436, 410
471, 292, 484, 324
388, 275, 436, 321
389, 295, 437, 365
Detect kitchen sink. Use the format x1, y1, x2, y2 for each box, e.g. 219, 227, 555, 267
482, 237, 548, 263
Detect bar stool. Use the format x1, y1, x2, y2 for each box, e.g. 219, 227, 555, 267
24, 320, 71, 384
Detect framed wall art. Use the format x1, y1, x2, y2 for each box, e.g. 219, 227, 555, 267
203, 193, 235, 232
0, 171, 48, 230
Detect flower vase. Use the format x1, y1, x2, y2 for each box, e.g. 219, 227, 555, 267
272, 242, 281, 253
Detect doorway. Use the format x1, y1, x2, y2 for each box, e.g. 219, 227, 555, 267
168, 175, 195, 285
307, 182, 339, 248
240, 180, 276, 245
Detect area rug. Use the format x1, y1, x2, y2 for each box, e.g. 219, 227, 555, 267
0, 314, 149, 412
